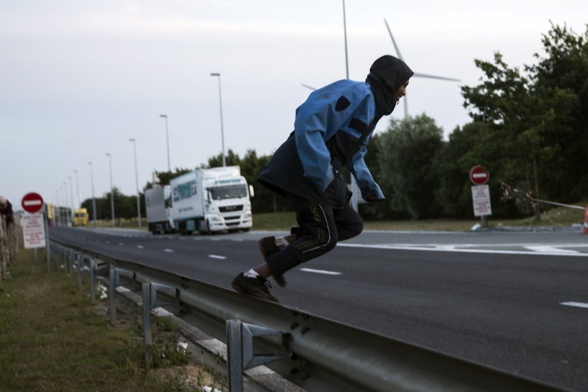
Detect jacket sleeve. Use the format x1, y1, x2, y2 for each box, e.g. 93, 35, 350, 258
294, 83, 371, 192
348, 138, 385, 201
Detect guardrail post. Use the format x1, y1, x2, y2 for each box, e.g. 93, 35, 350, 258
89, 257, 96, 303
109, 267, 119, 326
141, 282, 153, 367
65, 249, 71, 275
76, 253, 83, 289
226, 319, 292, 392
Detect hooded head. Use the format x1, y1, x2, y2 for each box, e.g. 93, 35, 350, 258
366, 55, 414, 115
0, 196, 6, 207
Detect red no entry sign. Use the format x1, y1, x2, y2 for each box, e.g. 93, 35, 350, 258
470, 165, 489, 185
21, 192, 44, 213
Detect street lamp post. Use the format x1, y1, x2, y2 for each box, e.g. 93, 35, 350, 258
160, 114, 171, 172
74, 170, 80, 208
106, 153, 115, 227
210, 73, 226, 167
88, 162, 97, 226
63, 181, 68, 226
68, 176, 74, 220
129, 138, 142, 229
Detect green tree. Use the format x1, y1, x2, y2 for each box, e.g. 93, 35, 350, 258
375, 114, 444, 219
206, 149, 241, 168
461, 50, 575, 220
434, 122, 522, 218
144, 168, 191, 189
528, 23, 587, 202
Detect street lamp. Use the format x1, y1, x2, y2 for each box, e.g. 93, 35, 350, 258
160, 114, 171, 172
88, 162, 97, 226
68, 175, 74, 221
106, 153, 115, 227
63, 181, 68, 226
129, 138, 142, 229
74, 170, 80, 208
210, 73, 226, 167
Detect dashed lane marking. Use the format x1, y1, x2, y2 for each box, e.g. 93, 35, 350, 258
561, 301, 588, 309
300, 268, 342, 276
163, 249, 174, 253
208, 254, 227, 260
525, 246, 580, 254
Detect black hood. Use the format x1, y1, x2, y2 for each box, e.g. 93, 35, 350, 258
366, 55, 413, 115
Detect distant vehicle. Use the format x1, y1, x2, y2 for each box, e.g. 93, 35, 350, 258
73, 208, 89, 226
148, 166, 253, 235
145, 185, 174, 234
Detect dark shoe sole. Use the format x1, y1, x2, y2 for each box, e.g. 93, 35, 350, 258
232, 273, 279, 303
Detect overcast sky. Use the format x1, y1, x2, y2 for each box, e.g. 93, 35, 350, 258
1, 0, 586, 210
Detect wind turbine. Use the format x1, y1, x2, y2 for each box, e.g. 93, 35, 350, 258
384, 18, 460, 118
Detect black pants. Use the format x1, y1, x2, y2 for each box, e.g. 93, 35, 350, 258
266, 194, 363, 277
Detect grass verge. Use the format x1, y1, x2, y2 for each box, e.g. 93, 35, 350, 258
0, 250, 225, 392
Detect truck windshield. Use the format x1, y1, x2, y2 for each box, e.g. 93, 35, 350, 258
210, 185, 247, 200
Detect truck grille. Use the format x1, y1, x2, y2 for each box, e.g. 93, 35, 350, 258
219, 205, 243, 213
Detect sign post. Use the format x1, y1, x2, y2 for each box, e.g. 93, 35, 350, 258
469, 166, 491, 227
21, 192, 48, 266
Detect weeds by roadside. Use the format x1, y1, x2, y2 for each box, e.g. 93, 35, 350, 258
0, 249, 226, 392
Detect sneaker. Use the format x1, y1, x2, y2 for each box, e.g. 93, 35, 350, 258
258, 237, 287, 287
232, 273, 279, 303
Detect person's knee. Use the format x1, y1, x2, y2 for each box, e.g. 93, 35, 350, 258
338, 220, 363, 241
323, 235, 338, 251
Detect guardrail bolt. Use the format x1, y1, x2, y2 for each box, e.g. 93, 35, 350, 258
300, 372, 310, 380
290, 368, 299, 375
290, 322, 299, 330
301, 326, 310, 334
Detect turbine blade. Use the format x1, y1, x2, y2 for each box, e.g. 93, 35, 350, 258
413, 72, 461, 82
301, 83, 317, 91
383, 18, 404, 61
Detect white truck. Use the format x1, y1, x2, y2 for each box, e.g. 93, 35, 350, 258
170, 166, 253, 234
145, 185, 175, 234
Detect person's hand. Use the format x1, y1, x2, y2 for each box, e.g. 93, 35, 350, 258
364, 192, 379, 202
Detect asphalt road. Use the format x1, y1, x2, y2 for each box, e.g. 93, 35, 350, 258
49, 227, 588, 391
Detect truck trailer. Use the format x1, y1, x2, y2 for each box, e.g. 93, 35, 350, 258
145, 185, 174, 234
170, 166, 253, 234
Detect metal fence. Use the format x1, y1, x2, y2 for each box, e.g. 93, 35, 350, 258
47, 237, 570, 392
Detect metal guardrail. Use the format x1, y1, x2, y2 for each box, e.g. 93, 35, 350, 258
48, 238, 569, 392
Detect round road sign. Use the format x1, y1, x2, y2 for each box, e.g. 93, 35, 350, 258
469, 165, 489, 185
21, 192, 44, 213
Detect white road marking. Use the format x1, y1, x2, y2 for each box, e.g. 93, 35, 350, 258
118, 243, 125, 246
525, 246, 580, 254
137, 245, 144, 249
208, 254, 227, 260
561, 301, 588, 309
163, 249, 174, 253
337, 243, 588, 257
300, 268, 342, 276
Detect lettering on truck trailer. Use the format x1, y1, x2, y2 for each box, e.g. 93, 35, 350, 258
173, 180, 197, 202
215, 179, 241, 185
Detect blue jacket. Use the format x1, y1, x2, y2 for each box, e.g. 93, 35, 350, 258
258, 79, 384, 208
